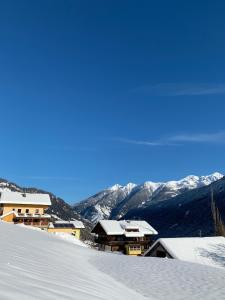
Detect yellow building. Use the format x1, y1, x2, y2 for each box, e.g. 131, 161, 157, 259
48, 220, 85, 239
0, 190, 51, 228
125, 244, 142, 256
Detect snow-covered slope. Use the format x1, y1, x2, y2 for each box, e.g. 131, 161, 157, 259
92, 253, 225, 300
74, 172, 223, 222
1, 221, 225, 300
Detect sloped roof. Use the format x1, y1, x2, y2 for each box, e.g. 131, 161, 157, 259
49, 220, 85, 229
145, 237, 225, 268
71, 220, 85, 229
93, 220, 158, 236
0, 191, 51, 206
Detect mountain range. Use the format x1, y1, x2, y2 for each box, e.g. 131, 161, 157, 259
124, 175, 225, 237
73, 172, 223, 223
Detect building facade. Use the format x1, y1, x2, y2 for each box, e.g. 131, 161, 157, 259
0, 190, 51, 228
92, 220, 158, 255
48, 220, 85, 239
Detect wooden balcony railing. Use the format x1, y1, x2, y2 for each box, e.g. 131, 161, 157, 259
13, 218, 49, 227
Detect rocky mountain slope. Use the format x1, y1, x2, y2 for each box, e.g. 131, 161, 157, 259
124, 176, 225, 238
73, 182, 137, 223
73, 173, 223, 223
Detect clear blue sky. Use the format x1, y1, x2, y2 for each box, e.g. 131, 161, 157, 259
0, 0, 225, 203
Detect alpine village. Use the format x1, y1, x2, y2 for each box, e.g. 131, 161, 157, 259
1, 174, 225, 260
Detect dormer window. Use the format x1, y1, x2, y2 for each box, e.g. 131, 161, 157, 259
125, 228, 139, 232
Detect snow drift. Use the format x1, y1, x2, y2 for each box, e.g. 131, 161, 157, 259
0, 222, 225, 300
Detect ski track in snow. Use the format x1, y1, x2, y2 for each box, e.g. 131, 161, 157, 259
1, 222, 225, 299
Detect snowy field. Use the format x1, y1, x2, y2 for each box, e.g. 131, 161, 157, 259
0, 222, 225, 299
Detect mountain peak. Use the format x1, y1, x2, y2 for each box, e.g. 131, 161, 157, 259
142, 181, 162, 192
206, 172, 223, 180
123, 182, 137, 192
108, 184, 123, 191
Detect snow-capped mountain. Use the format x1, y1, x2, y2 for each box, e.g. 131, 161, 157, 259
124, 175, 225, 238
73, 182, 138, 223
73, 172, 223, 223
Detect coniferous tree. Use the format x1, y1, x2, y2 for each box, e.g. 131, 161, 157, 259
211, 188, 225, 237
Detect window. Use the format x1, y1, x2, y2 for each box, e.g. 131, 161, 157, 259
18, 209, 22, 213
129, 245, 141, 251
35, 209, 39, 214
125, 228, 139, 232
25, 209, 29, 214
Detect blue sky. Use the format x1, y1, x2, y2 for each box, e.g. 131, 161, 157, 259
0, 0, 225, 202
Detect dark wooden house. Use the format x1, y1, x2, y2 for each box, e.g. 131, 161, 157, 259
92, 220, 158, 255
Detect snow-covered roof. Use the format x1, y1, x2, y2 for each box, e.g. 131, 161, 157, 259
71, 221, 85, 228
145, 237, 225, 269
93, 220, 158, 236
49, 220, 85, 229
0, 191, 51, 206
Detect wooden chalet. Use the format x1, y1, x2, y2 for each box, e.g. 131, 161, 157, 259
92, 220, 158, 256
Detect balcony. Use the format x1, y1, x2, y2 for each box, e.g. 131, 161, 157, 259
13, 217, 50, 227
95, 238, 151, 249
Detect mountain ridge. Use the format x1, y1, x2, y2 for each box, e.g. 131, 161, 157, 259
73, 172, 223, 222
124, 176, 225, 237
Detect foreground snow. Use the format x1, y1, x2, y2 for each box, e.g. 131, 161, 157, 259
0, 222, 225, 299
92, 254, 225, 300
